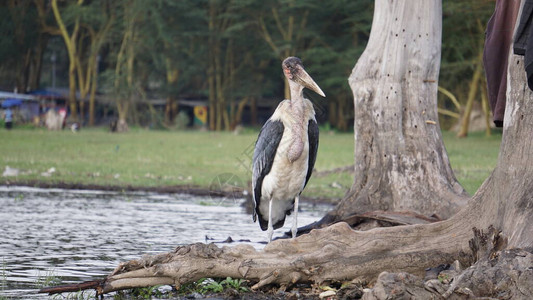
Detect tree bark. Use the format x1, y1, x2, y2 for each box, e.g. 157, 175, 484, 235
230, 97, 249, 130
457, 53, 483, 138
250, 97, 258, 126
164, 58, 179, 126
207, 0, 233, 131
80, 15, 114, 126
112, 1, 136, 132
336, 97, 348, 131
88, 59, 98, 126
314, 0, 468, 229
480, 77, 492, 136
52, 0, 81, 122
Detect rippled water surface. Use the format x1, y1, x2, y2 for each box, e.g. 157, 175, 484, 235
0, 186, 329, 299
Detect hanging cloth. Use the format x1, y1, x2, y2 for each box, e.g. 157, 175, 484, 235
483, 0, 521, 127
514, 0, 533, 92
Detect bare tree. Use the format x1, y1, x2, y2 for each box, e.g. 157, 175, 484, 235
50, 0, 81, 121
307, 0, 468, 233
41, 1, 533, 298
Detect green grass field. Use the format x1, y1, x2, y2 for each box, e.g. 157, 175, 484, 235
0, 127, 501, 200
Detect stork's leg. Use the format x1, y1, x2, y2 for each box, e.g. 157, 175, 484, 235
267, 199, 274, 242
291, 195, 299, 238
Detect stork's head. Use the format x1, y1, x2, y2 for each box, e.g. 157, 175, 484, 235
282, 57, 326, 97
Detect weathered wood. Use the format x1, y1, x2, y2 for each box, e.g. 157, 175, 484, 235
94, 221, 474, 294
39, 280, 102, 295
344, 210, 440, 227
363, 248, 533, 299
292, 209, 440, 237
314, 0, 469, 229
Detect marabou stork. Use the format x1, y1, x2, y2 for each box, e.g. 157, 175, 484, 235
252, 56, 325, 242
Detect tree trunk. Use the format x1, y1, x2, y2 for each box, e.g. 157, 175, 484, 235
207, 0, 217, 131
112, 1, 136, 132
67, 63, 78, 121
28, 33, 47, 91
250, 97, 258, 126
328, 101, 336, 127
316, 0, 468, 227
52, 0, 79, 122
164, 59, 179, 126
214, 43, 224, 131
164, 96, 178, 126
457, 53, 483, 138
116, 100, 129, 133
88, 61, 98, 126
337, 97, 348, 131
480, 77, 492, 136
230, 97, 249, 130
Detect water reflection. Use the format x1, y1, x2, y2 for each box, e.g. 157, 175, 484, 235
0, 186, 328, 299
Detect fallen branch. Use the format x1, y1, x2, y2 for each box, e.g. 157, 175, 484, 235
39, 280, 102, 295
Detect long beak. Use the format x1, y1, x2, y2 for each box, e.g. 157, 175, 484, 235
295, 67, 326, 97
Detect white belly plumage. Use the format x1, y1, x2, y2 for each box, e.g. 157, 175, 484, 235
259, 126, 309, 226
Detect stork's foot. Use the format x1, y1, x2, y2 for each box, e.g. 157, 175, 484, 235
267, 200, 274, 243
286, 212, 337, 238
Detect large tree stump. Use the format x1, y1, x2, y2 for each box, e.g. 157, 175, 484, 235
302, 0, 468, 236
343, 0, 468, 217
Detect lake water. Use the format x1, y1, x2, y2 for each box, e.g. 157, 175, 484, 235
0, 186, 329, 299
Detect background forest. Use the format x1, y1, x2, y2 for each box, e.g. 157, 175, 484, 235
0, 0, 494, 132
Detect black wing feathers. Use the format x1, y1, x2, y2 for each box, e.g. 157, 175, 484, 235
252, 119, 284, 228
304, 119, 319, 188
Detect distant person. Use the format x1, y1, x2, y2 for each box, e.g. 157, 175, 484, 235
58, 107, 67, 129
3, 108, 13, 130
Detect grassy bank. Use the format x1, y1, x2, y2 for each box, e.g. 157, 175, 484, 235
0, 127, 501, 200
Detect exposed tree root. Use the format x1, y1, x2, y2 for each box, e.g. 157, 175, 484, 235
360, 226, 533, 299
363, 249, 533, 299
40, 219, 477, 296
292, 209, 441, 237
39, 280, 102, 295
40, 223, 533, 299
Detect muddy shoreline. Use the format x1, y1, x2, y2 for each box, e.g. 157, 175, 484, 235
0, 179, 335, 205
1, 179, 226, 196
